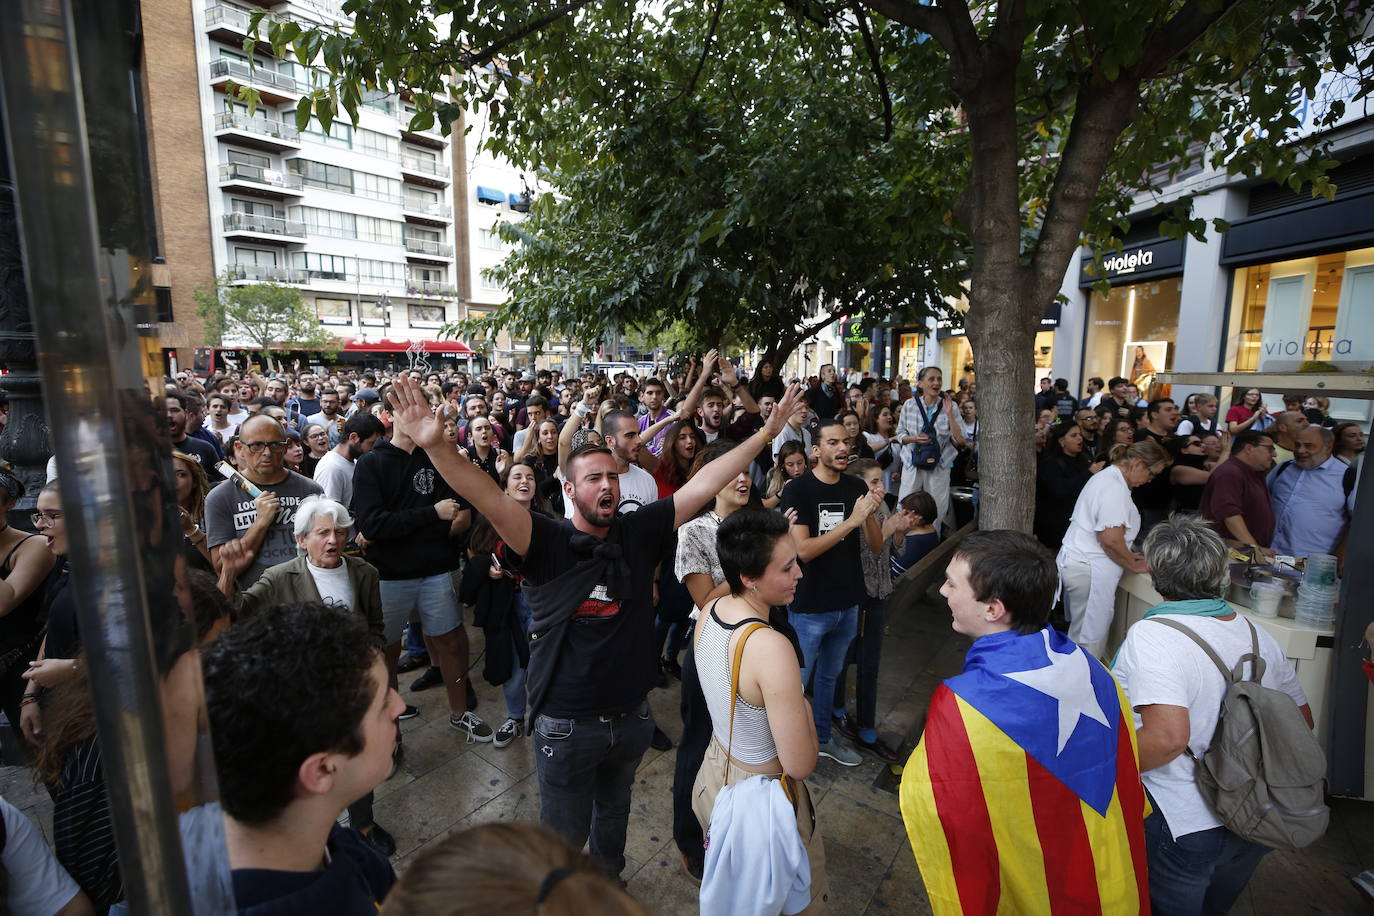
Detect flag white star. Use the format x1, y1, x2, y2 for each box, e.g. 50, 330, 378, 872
1004, 629, 1112, 755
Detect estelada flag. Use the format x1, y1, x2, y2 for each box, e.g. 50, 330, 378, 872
899, 626, 1150, 914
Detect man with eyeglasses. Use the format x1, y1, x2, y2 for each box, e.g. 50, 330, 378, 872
1075, 407, 1103, 463
205, 415, 323, 587
1199, 430, 1277, 555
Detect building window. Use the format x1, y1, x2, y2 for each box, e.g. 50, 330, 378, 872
233, 246, 277, 266
226, 149, 270, 170
1083, 278, 1182, 395
478, 228, 504, 250
359, 300, 390, 325
409, 303, 445, 325
293, 252, 351, 280
316, 298, 352, 324
356, 128, 397, 159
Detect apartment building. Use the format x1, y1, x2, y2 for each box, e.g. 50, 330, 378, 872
141, 0, 541, 371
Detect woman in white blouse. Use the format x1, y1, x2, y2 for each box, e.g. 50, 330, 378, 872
1055, 439, 1171, 659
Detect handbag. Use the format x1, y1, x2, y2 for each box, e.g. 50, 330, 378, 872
907, 401, 942, 470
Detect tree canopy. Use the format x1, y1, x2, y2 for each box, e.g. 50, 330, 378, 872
250, 0, 1374, 528
194, 272, 339, 357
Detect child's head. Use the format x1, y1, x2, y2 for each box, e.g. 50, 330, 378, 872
900, 489, 938, 526
777, 440, 808, 479
845, 457, 884, 497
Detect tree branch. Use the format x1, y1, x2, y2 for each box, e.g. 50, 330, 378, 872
856, 0, 956, 58
459, 0, 599, 70
671, 0, 726, 102
850, 3, 893, 141
1132, 0, 1243, 81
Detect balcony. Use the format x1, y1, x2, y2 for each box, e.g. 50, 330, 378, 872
208, 57, 302, 106
398, 110, 446, 149
402, 197, 452, 225
407, 280, 457, 297
400, 152, 451, 188
226, 263, 307, 284
403, 237, 454, 260
213, 110, 300, 152
204, 3, 270, 44
222, 211, 307, 243
218, 161, 304, 198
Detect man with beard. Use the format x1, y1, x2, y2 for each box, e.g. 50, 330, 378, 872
313, 412, 386, 510
306, 390, 347, 447
385, 373, 804, 881
205, 414, 323, 587
637, 378, 673, 456
166, 392, 219, 468
780, 418, 884, 767
286, 373, 322, 430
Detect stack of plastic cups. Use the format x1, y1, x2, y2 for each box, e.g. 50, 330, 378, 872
1294, 554, 1339, 629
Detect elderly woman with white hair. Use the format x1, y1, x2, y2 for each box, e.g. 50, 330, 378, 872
1111, 515, 1312, 914
214, 494, 397, 856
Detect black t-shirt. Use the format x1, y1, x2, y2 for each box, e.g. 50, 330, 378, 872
514, 497, 675, 717
1172, 452, 1208, 513
1132, 428, 1177, 512
779, 471, 867, 612
231, 824, 395, 916
1053, 392, 1078, 419
804, 385, 844, 421
44, 563, 79, 661
173, 435, 219, 471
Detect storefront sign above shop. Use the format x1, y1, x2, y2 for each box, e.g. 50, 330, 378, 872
1079, 237, 1184, 288
842, 314, 870, 343
935, 303, 1060, 339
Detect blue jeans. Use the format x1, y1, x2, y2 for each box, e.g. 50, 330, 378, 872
533, 699, 656, 876
1144, 810, 1270, 915
789, 605, 859, 743
502, 593, 533, 720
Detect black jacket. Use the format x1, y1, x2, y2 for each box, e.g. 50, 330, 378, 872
352, 441, 460, 580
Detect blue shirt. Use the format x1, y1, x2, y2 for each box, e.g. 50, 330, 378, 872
1266, 455, 1353, 557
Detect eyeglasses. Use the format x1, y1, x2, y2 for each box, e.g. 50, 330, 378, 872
31, 511, 63, 528
241, 440, 288, 453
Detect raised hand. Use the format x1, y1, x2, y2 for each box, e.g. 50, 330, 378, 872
717, 356, 740, 388
388, 375, 446, 451
766, 383, 805, 441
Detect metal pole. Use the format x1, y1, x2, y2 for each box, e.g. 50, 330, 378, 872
0, 105, 51, 526
0, 0, 198, 910
1327, 449, 1373, 796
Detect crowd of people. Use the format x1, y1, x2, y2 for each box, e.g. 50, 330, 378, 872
0, 356, 1350, 915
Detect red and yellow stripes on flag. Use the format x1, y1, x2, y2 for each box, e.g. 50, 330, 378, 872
899, 684, 1150, 915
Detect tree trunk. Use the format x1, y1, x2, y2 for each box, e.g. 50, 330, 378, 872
965, 290, 1038, 531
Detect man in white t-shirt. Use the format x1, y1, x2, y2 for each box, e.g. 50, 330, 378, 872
1112, 515, 1311, 915
312, 412, 386, 511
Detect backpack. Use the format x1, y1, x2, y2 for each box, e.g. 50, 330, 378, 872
1151, 617, 1328, 850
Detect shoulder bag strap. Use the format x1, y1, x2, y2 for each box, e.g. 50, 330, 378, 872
1244, 619, 1267, 683
724, 622, 768, 788
1150, 617, 1235, 682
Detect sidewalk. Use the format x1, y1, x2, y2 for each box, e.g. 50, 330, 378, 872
1, 590, 1369, 914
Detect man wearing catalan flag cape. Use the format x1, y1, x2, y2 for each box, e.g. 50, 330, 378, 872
900, 530, 1150, 915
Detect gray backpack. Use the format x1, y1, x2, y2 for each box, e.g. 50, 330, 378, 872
1152, 617, 1329, 850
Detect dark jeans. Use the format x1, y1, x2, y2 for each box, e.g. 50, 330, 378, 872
655, 564, 693, 662
832, 595, 886, 735
671, 628, 712, 870
1144, 810, 1270, 915
533, 699, 656, 876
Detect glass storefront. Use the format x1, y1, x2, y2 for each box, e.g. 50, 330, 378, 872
1083, 277, 1182, 393
936, 330, 1054, 389
1225, 245, 1374, 419
896, 332, 925, 381
1227, 246, 1374, 370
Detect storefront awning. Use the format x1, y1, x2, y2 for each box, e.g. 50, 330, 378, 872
475, 185, 505, 204
339, 337, 473, 355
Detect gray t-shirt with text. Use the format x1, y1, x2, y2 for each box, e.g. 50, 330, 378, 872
205, 470, 322, 586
